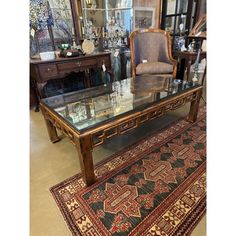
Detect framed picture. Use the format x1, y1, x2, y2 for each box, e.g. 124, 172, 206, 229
133, 7, 156, 30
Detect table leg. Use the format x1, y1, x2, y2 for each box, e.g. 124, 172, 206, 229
30, 78, 40, 112
201, 65, 207, 86
186, 59, 192, 82
44, 118, 61, 143
41, 106, 60, 143
84, 69, 91, 88
187, 89, 202, 123
34, 82, 47, 112
75, 136, 96, 186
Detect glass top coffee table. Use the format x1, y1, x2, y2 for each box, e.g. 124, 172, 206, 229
40, 75, 203, 186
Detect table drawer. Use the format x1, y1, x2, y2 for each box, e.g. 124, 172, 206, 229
38, 64, 58, 79
57, 58, 97, 71
97, 56, 111, 69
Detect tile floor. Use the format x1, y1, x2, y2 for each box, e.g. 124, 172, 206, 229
30, 102, 206, 236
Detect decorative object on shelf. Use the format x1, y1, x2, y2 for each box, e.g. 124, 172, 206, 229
83, 17, 129, 50
85, 0, 97, 15
81, 0, 132, 50
188, 39, 197, 52
59, 49, 84, 57
174, 14, 188, 52
171, 79, 182, 94
82, 39, 95, 54
103, 17, 129, 49
179, 14, 187, 34
187, 39, 201, 53
201, 39, 207, 52
133, 7, 155, 29
86, 0, 93, 8
39, 51, 55, 61
58, 44, 70, 51
58, 43, 85, 57
175, 36, 186, 51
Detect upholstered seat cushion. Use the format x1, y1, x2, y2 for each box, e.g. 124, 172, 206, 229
136, 62, 173, 75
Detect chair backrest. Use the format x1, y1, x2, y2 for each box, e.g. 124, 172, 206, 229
130, 29, 172, 66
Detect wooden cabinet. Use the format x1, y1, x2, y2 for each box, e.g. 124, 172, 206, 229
174, 51, 206, 81
30, 52, 111, 111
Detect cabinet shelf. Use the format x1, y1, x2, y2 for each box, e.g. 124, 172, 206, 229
82, 7, 132, 11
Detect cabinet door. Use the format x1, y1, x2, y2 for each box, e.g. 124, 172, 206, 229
161, 0, 199, 49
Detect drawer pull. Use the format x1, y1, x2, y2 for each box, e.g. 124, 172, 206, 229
76, 62, 81, 67
38, 64, 58, 78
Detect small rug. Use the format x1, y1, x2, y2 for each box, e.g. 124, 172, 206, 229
50, 107, 206, 236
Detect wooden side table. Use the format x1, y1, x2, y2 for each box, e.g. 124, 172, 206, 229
174, 51, 206, 82
30, 52, 112, 111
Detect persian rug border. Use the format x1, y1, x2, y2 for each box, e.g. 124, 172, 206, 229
175, 197, 206, 236
50, 107, 206, 236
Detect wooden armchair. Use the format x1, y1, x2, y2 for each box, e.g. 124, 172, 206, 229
130, 29, 177, 78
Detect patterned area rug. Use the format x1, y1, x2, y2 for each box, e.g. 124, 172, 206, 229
50, 107, 206, 236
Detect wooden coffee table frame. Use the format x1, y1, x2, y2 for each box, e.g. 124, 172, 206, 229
40, 85, 203, 186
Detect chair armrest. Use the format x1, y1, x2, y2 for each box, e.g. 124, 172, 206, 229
171, 59, 177, 79
165, 31, 177, 78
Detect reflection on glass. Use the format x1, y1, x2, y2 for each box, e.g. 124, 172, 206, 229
175, 15, 186, 34
43, 76, 200, 132
107, 0, 132, 8
131, 76, 169, 93
192, 1, 196, 17
30, 0, 74, 55
177, 0, 188, 14
165, 16, 175, 34
190, 17, 194, 30
167, 0, 176, 15
82, 0, 133, 48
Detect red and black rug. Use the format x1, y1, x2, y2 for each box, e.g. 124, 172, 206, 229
50, 107, 206, 236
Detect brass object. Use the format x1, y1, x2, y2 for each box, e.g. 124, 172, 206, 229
86, 0, 93, 8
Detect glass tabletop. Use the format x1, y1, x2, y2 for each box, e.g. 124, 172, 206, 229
41, 75, 201, 133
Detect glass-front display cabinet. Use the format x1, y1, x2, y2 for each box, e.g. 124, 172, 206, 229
80, 0, 133, 50
161, 0, 199, 50
30, 0, 76, 57
76, 0, 133, 80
